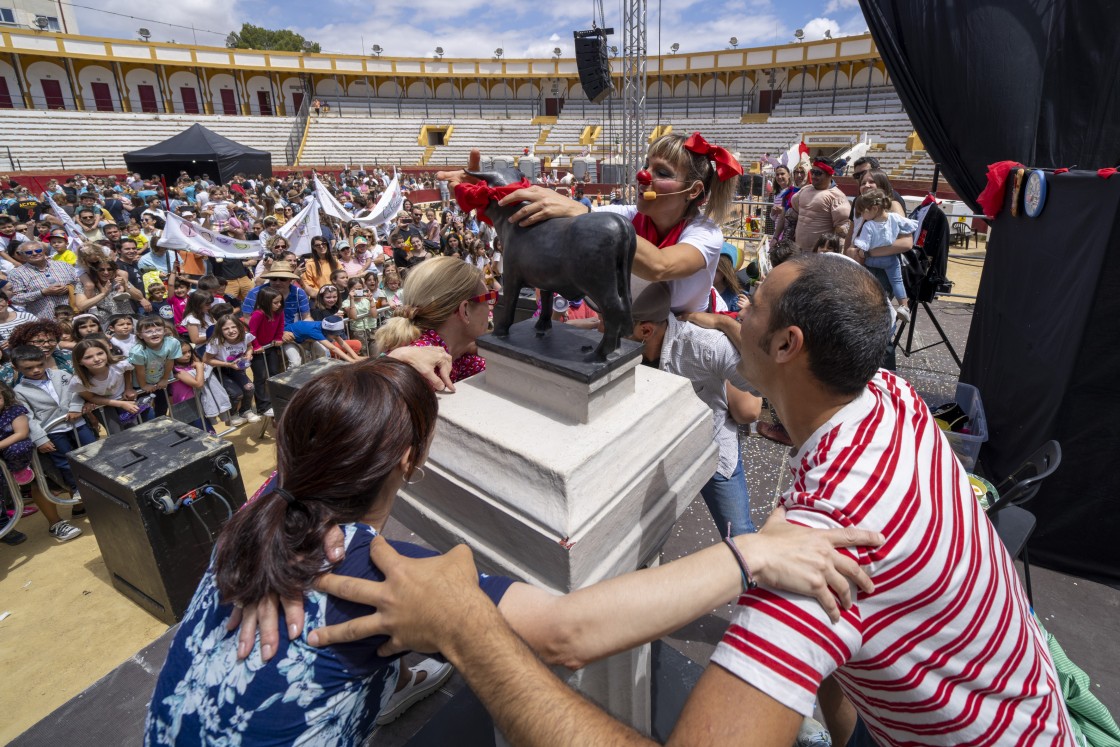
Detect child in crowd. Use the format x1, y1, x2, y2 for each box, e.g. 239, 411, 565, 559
128, 317, 180, 417
126, 221, 148, 250
11, 345, 96, 510
169, 340, 224, 434
329, 269, 350, 304
107, 314, 137, 357
70, 337, 144, 432
812, 232, 843, 255
286, 316, 363, 362
147, 282, 174, 323
852, 189, 918, 322
170, 277, 191, 336
71, 313, 105, 343
247, 287, 285, 419
57, 322, 75, 350
0, 380, 82, 542
196, 275, 227, 305
202, 314, 259, 426
312, 285, 342, 321
180, 291, 214, 346
376, 269, 404, 309
341, 277, 375, 354
53, 305, 74, 326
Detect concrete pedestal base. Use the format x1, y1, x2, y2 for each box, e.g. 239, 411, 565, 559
395, 322, 716, 731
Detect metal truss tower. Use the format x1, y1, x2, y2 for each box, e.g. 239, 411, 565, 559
619, 0, 647, 184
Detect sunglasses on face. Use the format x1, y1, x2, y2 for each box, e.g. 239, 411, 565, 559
468, 290, 499, 306
21, 247, 45, 256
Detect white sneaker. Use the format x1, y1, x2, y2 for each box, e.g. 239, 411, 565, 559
376, 658, 454, 725
245, 411, 261, 423
262, 408, 275, 418
895, 303, 912, 323
229, 414, 246, 427
49, 520, 82, 543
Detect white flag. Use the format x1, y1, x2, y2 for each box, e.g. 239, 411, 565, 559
161, 213, 263, 259
364, 172, 403, 233
313, 174, 352, 222
44, 193, 84, 251
277, 197, 322, 256
314, 173, 388, 228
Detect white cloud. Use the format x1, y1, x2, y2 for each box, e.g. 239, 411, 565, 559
73, 0, 241, 44
799, 15, 866, 40
823, 0, 859, 13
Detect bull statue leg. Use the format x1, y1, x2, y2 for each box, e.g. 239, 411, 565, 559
494, 275, 522, 338
536, 289, 554, 336
593, 290, 628, 360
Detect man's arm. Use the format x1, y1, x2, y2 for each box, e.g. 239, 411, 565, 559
668, 663, 801, 746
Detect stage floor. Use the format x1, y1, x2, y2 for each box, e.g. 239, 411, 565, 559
4, 246, 1118, 743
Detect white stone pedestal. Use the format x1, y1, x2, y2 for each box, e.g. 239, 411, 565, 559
395, 322, 716, 732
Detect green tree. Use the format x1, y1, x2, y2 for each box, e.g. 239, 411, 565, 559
226, 24, 321, 53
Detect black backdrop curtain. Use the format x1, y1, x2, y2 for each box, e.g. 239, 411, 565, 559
859, 0, 1120, 208
860, 0, 1120, 580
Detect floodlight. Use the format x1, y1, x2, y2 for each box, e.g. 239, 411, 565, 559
371, 44, 383, 57
139, 28, 151, 42
670, 42, 679, 53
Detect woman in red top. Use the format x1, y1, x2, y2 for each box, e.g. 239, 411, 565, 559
373, 257, 489, 383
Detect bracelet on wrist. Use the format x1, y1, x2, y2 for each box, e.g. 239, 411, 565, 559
723, 529, 758, 593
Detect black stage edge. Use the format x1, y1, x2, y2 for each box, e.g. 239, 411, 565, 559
14, 634, 701, 745
477, 319, 642, 384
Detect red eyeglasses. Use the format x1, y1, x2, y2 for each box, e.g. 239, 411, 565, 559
468, 290, 499, 306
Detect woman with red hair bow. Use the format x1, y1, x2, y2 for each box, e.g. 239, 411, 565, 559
439, 132, 742, 313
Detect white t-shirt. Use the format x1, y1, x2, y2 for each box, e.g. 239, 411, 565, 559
595, 205, 723, 313
710, 370, 1074, 745
181, 313, 214, 337
69, 360, 134, 399
205, 332, 256, 363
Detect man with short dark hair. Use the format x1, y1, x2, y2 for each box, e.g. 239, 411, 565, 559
331, 254, 1076, 747
76, 207, 105, 242
116, 238, 151, 313
790, 156, 850, 252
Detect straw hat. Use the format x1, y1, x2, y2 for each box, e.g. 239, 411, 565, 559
261, 259, 300, 280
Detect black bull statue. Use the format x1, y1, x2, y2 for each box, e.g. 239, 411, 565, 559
466, 168, 636, 359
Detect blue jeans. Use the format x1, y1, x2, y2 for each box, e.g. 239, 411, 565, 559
700, 455, 757, 536
46, 423, 98, 491
864, 254, 906, 301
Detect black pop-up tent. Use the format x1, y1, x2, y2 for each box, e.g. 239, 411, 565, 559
123, 124, 272, 185
860, 0, 1120, 581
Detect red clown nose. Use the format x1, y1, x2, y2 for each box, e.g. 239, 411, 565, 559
636, 169, 652, 186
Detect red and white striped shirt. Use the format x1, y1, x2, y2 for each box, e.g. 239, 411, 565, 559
712, 370, 1073, 746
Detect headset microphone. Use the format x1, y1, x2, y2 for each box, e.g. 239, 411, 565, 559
642, 186, 694, 201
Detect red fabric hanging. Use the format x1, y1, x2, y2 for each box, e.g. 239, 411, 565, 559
976, 161, 1024, 219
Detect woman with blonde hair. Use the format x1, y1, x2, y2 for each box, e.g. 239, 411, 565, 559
442, 132, 742, 314
374, 256, 490, 383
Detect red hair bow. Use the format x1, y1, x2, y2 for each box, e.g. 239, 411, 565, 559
683, 132, 743, 181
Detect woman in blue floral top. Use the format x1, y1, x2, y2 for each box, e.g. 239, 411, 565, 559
148, 359, 882, 746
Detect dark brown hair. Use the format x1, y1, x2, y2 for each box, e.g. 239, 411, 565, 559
213, 358, 439, 606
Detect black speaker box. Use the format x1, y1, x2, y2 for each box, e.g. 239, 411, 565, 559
574, 33, 612, 104
68, 418, 247, 624
265, 357, 343, 423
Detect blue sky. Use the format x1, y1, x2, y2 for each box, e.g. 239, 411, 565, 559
74, 0, 869, 59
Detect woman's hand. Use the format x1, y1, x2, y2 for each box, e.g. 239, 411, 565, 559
228, 524, 347, 660
387, 345, 455, 392
741, 507, 883, 623
498, 186, 587, 227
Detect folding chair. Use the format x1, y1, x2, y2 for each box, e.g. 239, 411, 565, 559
987, 440, 1062, 607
